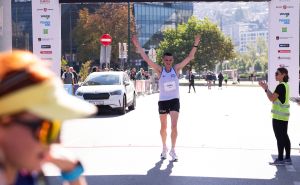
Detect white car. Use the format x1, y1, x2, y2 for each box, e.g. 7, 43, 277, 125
75, 71, 136, 114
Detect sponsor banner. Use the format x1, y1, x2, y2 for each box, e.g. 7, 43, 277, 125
269, 0, 299, 97
32, 0, 61, 76
0, 6, 3, 36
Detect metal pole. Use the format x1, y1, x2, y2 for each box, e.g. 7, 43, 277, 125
69, 6, 72, 63
105, 46, 107, 69
127, 1, 131, 68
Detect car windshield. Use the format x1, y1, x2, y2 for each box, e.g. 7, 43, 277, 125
83, 74, 121, 86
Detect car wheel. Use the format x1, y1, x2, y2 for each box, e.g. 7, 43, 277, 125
119, 95, 126, 115
128, 93, 136, 110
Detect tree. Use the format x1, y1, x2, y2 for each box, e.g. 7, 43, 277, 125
61, 57, 68, 70
156, 16, 235, 73
240, 37, 268, 72
79, 60, 92, 82
73, 4, 136, 68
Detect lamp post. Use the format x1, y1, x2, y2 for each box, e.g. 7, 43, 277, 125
127, 1, 131, 68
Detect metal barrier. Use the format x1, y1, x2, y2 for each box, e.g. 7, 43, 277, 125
134, 79, 159, 95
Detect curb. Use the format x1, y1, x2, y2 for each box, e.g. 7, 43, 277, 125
179, 82, 260, 87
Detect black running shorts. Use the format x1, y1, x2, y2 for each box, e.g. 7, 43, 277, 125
158, 98, 180, 114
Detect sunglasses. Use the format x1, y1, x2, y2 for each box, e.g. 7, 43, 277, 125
12, 118, 61, 145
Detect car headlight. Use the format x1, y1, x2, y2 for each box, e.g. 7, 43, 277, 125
110, 90, 122, 95
76, 91, 83, 96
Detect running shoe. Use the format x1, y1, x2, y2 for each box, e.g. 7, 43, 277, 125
169, 149, 178, 162
160, 148, 168, 160
269, 158, 285, 166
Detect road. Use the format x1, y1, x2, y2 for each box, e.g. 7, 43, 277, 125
45, 85, 300, 185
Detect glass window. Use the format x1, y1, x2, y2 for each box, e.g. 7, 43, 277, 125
12, 1, 33, 51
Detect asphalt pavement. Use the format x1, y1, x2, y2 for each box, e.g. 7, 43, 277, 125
44, 85, 300, 185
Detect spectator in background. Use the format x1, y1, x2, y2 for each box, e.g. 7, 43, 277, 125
91, 66, 98, 73
206, 72, 213, 90
0, 50, 97, 185
70, 67, 80, 95
69, 67, 78, 84
218, 72, 224, 89
61, 66, 74, 95
130, 68, 136, 80
250, 73, 254, 84
144, 71, 150, 80
224, 73, 228, 87
62, 66, 74, 84
135, 68, 145, 80
188, 70, 196, 93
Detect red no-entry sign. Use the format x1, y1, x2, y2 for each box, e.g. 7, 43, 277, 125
99, 34, 112, 46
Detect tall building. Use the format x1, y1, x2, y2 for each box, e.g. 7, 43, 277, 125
133, 2, 193, 49
11, 0, 32, 51
239, 30, 268, 52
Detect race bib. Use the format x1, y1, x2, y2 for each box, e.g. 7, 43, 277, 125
164, 81, 176, 92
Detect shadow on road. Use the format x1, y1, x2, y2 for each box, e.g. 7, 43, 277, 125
93, 108, 134, 118
146, 159, 174, 177
47, 155, 300, 185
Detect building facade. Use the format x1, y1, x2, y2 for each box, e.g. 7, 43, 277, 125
134, 2, 193, 49
11, 0, 33, 51
239, 30, 268, 52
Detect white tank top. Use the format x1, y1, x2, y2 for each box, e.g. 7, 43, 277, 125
159, 67, 180, 101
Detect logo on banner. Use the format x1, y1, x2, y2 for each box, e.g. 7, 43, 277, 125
41, 45, 51, 49
279, 13, 290, 17
43, 29, 48, 34
38, 37, 54, 42
40, 0, 50, 4
40, 21, 50, 27
41, 58, 53, 61
40, 51, 52, 54
279, 44, 290, 47
278, 56, 291, 60
276, 36, 293, 40
279, 19, 290, 24
281, 27, 288, 32
276, 5, 294, 9
41, 15, 50, 19
37, 8, 53, 12
278, 50, 291, 53
279, 64, 289, 68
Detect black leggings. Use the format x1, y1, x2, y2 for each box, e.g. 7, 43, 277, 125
189, 83, 195, 92
272, 119, 291, 160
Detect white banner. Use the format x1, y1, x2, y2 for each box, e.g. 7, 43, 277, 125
32, 0, 61, 76
0, 6, 3, 36
268, 0, 299, 97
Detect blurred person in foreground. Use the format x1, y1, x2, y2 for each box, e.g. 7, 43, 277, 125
132, 34, 200, 162
0, 50, 97, 185
259, 67, 291, 166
